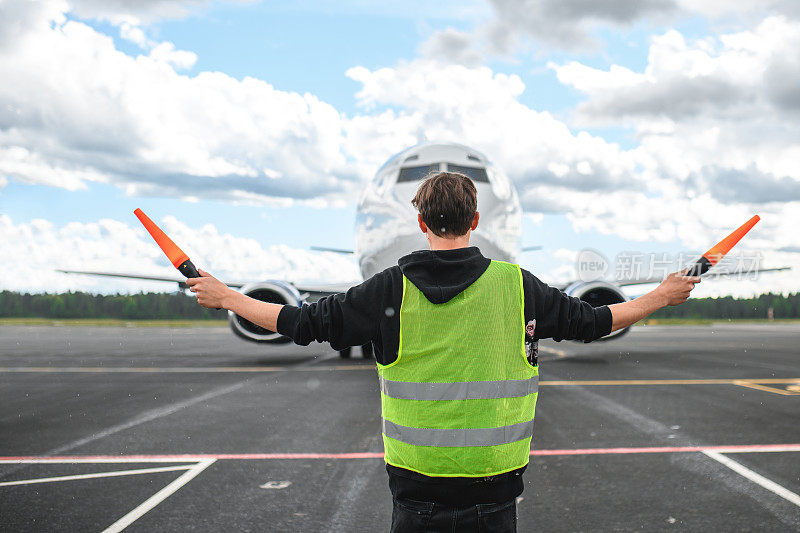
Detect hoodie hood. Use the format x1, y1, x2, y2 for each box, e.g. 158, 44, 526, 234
397, 246, 491, 304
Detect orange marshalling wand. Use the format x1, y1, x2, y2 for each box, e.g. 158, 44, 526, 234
134, 208, 200, 279
686, 215, 760, 276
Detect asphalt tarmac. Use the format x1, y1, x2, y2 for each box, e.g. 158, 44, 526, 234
1, 323, 798, 532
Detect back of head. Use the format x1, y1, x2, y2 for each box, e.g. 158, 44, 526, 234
411, 172, 477, 238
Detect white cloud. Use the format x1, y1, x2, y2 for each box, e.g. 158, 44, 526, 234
148, 41, 198, 70
0, 2, 669, 218
542, 18, 800, 263
673, 0, 800, 20
485, 0, 678, 51
1, 2, 797, 296
0, 0, 67, 48
0, 214, 359, 294
0, 3, 361, 206
1, 2, 647, 212
67, 0, 213, 25
547, 247, 582, 285
346, 60, 640, 200
421, 0, 800, 63
118, 22, 150, 48
554, 18, 800, 122
419, 28, 485, 66
344, 60, 800, 270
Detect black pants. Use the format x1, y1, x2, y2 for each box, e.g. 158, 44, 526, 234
390, 496, 517, 532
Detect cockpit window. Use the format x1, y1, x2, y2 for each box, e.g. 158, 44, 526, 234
447, 164, 489, 183
397, 164, 440, 183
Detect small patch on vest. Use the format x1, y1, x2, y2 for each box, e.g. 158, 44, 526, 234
525, 319, 538, 366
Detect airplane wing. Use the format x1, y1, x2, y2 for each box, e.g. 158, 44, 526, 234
58, 269, 362, 345
615, 266, 791, 287
309, 246, 354, 254
293, 281, 362, 302
57, 269, 246, 289
56, 269, 360, 301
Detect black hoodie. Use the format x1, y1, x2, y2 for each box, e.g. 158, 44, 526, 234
277, 246, 612, 504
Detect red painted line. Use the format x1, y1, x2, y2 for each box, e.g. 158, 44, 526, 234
2, 444, 799, 462
531, 443, 800, 456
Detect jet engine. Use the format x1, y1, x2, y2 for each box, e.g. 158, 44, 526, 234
228, 281, 304, 343
564, 280, 630, 341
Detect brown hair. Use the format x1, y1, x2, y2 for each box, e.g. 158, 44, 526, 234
411, 171, 477, 238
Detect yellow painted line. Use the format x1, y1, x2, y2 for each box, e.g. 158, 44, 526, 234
733, 380, 800, 396
731, 378, 800, 384
538, 345, 567, 358
542, 379, 731, 385
1, 367, 799, 393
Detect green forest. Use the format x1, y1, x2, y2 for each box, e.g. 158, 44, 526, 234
0, 291, 227, 320
649, 292, 799, 319
0, 290, 798, 320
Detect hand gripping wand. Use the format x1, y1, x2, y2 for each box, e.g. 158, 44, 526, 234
685, 215, 760, 277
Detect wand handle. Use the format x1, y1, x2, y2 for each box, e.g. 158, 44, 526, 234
178, 259, 200, 278
178, 259, 221, 310
685, 256, 712, 277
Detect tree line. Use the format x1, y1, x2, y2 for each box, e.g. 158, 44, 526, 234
0, 291, 226, 320
0, 290, 798, 320
649, 292, 799, 319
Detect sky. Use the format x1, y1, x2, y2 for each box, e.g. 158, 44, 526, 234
1, 0, 799, 298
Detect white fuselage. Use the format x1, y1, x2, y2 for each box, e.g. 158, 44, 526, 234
354, 143, 523, 278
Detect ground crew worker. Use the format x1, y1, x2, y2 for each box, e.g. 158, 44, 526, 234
187, 171, 700, 532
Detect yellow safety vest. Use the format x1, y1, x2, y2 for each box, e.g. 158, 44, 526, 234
377, 260, 538, 477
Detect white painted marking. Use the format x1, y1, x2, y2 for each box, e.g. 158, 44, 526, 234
41, 383, 248, 459
31, 352, 339, 463
260, 480, 291, 489
102, 459, 216, 533
708, 446, 800, 454
703, 451, 800, 508
0, 465, 192, 487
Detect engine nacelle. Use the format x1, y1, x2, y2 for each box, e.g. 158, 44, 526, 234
228, 281, 304, 343
564, 280, 629, 341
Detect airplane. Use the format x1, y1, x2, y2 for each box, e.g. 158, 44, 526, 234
61, 142, 789, 359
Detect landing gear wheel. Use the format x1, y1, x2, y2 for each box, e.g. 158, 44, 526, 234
361, 343, 373, 359
338, 347, 352, 359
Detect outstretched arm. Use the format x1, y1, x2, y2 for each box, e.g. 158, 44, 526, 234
608, 270, 701, 333
187, 268, 391, 350
187, 270, 283, 331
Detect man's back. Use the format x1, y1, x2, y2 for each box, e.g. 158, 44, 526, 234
276, 246, 612, 505
379, 259, 538, 477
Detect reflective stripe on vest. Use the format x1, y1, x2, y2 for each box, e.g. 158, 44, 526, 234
382, 418, 535, 447
379, 375, 538, 401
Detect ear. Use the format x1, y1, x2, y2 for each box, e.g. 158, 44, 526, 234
417, 214, 428, 234
470, 212, 480, 231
